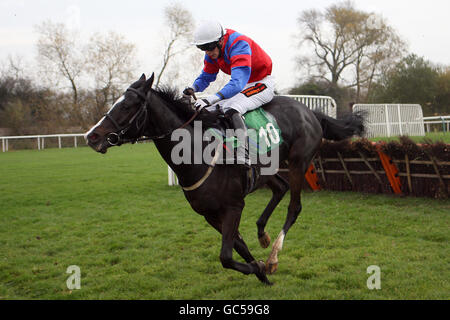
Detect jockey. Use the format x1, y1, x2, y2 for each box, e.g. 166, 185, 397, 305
184, 20, 275, 167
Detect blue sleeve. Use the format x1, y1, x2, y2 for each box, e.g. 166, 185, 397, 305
192, 54, 219, 92
218, 66, 251, 99
193, 71, 218, 92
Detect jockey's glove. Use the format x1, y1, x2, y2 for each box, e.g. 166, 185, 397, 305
183, 87, 196, 96
194, 94, 220, 111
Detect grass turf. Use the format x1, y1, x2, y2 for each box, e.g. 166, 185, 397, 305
367, 132, 450, 143
0, 143, 448, 299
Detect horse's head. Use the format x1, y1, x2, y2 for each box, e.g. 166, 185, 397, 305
85, 73, 154, 153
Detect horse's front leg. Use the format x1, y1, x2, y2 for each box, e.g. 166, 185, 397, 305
220, 207, 272, 285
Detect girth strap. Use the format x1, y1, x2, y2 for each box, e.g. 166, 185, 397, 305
182, 143, 222, 192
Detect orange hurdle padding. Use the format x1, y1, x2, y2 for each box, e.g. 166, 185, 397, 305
305, 163, 321, 191
376, 146, 402, 195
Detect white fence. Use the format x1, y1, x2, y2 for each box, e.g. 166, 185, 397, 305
1, 134, 85, 152
353, 104, 425, 138
286, 95, 337, 118
423, 115, 450, 133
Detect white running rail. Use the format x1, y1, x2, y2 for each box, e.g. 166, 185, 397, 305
1, 133, 85, 152
285, 95, 337, 118
423, 115, 450, 133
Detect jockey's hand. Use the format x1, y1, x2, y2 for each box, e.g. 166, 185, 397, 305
194, 94, 221, 111
194, 98, 210, 111
183, 87, 195, 96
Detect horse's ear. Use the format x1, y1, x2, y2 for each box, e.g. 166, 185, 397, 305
144, 72, 154, 91
139, 73, 146, 81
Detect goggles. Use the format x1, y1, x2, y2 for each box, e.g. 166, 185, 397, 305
196, 41, 218, 52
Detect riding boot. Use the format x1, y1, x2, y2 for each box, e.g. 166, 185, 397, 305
225, 109, 251, 168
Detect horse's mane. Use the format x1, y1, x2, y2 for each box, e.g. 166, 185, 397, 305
152, 86, 220, 127
152, 86, 196, 121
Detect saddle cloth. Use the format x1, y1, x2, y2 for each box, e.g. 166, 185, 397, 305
205, 107, 283, 157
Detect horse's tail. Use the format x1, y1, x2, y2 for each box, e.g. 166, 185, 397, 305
313, 110, 366, 141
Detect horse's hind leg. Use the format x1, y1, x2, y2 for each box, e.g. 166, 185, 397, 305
266, 161, 306, 274
256, 174, 289, 248
266, 125, 324, 273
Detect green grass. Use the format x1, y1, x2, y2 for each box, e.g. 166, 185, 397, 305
0, 144, 448, 299
367, 132, 450, 143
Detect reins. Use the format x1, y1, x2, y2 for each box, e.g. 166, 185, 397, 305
179, 92, 199, 129
105, 87, 199, 146
180, 91, 226, 192
105, 87, 217, 192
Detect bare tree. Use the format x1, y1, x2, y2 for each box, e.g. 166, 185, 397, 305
1, 55, 26, 80
296, 1, 406, 101
350, 14, 406, 101
35, 21, 141, 128
155, 3, 194, 87
296, 2, 364, 87
35, 20, 85, 125
35, 21, 83, 104
86, 31, 139, 120
0, 55, 33, 104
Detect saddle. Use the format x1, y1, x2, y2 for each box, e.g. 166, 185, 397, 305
200, 105, 283, 159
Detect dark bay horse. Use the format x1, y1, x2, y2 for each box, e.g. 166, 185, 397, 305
85, 73, 364, 285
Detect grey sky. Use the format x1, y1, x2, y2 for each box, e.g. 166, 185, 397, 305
1, 0, 449, 91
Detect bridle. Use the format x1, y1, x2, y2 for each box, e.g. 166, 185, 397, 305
103, 86, 221, 192
104, 87, 199, 146
104, 87, 149, 146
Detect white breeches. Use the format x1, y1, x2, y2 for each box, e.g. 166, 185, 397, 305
211, 75, 275, 114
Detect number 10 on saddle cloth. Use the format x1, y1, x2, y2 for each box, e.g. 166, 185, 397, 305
207, 108, 283, 157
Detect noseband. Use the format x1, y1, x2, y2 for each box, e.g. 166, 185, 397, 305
104, 87, 199, 146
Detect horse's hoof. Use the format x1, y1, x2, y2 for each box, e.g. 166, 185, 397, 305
252, 260, 273, 285
263, 278, 274, 286
258, 232, 271, 249
265, 261, 278, 275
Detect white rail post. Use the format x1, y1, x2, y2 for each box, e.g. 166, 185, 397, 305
58, 136, 62, 149
384, 105, 391, 137
397, 104, 403, 135
168, 167, 178, 186
74, 136, 78, 148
